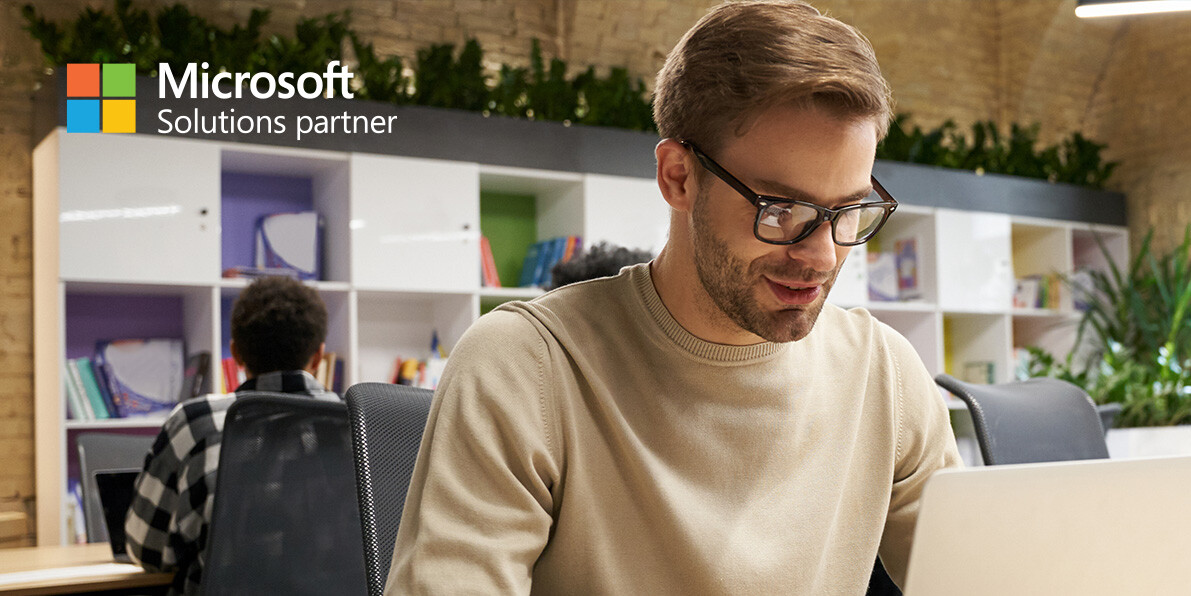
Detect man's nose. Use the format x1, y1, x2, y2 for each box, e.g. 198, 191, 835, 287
786, 219, 838, 273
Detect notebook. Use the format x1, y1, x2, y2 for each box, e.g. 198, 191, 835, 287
94, 469, 142, 563
903, 455, 1191, 595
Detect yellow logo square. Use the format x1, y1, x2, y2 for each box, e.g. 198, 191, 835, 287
102, 99, 136, 133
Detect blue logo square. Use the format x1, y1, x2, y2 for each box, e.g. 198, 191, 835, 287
67, 99, 101, 133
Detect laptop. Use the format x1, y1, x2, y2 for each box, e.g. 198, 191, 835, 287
903, 455, 1191, 595
94, 469, 142, 563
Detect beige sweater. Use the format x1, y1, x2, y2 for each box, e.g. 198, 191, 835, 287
388, 264, 961, 595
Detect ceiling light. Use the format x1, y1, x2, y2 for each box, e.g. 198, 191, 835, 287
1076, 0, 1191, 18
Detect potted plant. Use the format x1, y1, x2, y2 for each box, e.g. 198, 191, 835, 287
1026, 225, 1191, 456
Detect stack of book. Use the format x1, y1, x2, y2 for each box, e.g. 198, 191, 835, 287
64, 340, 195, 420
515, 235, 583, 288
219, 352, 344, 394
1013, 273, 1062, 309
389, 356, 448, 390
315, 352, 344, 394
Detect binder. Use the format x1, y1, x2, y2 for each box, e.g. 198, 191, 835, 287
254, 211, 323, 280
97, 339, 185, 417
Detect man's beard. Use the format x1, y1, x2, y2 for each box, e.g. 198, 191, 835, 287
690, 188, 840, 343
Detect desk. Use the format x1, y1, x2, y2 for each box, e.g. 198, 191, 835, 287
0, 543, 172, 595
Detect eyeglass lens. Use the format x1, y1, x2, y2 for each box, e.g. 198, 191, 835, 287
756, 192, 889, 244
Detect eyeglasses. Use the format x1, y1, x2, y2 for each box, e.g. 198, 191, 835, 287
682, 141, 898, 246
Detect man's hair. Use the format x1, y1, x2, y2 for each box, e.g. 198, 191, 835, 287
230, 276, 327, 375
653, 0, 893, 155
549, 242, 653, 289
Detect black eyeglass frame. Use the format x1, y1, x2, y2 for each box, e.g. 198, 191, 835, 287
681, 141, 898, 246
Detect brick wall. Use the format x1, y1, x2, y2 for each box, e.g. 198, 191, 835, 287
2, 0, 1190, 543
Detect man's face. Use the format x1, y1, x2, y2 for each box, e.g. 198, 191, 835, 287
689, 104, 879, 343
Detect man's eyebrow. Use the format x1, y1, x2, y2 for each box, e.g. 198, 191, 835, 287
753, 177, 874, 206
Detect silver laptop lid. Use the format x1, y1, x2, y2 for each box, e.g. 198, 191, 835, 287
904, 455, 1191, 596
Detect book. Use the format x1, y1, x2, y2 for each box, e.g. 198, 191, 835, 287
1013, 276, 1041, 309
895, 237, 921, 300
98, 338, 185, 417
538, 236, 569, 287
963, 360, 996, 384
480, 236, 502, 288
323, 352, 338, 390
62, 360, 89, 421
315, 353, 329, 387
867, 251, 899, 302
221, 357, 243, 393
178, 352, 211, 401
519, 242, 542, 287
332, 358, 345, 394
255, 211, 323, 281
73, 357, 111, 420
89, 352, 118, 417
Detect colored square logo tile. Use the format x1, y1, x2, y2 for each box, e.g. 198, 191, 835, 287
66, 64, 100, 97
66, 99, 101, 133
102, 99, 136, 133
102, 63, 136, 97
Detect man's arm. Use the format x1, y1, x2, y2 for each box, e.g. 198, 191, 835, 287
386, 310, 562, 594
877, 330, 964, 585
124, 414, 184, 572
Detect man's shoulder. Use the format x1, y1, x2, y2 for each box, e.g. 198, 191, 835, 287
161, 392, 238, 438
814, 303, 918, 357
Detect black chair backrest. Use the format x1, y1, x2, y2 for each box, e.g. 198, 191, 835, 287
204, 393, 367, 596
935, 374, 1109, 466
76, 432, 155, 543
345, 383, 433, 596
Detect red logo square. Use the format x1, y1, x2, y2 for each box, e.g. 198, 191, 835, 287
66, 64, 101, 97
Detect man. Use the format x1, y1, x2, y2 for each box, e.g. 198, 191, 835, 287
388, 1, 961, 593
125, 276, 338, 595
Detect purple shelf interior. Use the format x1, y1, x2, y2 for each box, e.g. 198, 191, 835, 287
65, 293, 185, 360
221, 172, 314, 274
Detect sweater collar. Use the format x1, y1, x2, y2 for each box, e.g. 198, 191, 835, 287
630, 264, 787, 363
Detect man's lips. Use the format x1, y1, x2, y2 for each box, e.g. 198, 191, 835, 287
765, 277, 823, 305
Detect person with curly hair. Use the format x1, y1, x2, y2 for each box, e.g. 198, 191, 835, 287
546, 241, 653, 290
124, 276, 337, 595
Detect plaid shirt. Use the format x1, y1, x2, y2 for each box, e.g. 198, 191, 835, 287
124, 370, 338, 595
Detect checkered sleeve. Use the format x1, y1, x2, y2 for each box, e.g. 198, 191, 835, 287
125, 405, 186, 572
124, 395, 228, 584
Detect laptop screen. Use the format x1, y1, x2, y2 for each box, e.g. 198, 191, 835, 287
94, 469, 141, 562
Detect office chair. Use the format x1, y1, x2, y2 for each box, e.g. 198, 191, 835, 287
76, 432, 155, 543
934, 374, 1110, 466
344, 383, 434, 596
204, 394, 367, 596
1097, 402, 1123, 437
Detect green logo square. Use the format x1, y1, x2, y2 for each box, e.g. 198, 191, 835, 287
102, 63, 136, 97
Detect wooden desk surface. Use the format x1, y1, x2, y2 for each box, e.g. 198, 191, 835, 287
0, 543, 172, 595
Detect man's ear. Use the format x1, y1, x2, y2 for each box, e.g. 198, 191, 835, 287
229, 340, 243, 368
656, 139, 698, 213
306, 342, 326, 374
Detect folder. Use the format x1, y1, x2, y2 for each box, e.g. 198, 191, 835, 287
255, 211, 323, 281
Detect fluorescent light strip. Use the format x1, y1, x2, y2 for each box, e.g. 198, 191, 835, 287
1076, 0, 1191, 18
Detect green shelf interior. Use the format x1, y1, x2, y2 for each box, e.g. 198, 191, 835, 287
480, 191, 538, 288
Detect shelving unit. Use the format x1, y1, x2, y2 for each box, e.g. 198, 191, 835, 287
33, 121, 1127, 544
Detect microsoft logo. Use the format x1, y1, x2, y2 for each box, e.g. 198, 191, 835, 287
66, 63, 136, 133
